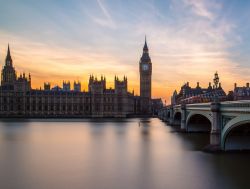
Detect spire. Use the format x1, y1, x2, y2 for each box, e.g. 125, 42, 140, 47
7, 44, 10, 57
5, 43, 13, 66
140, 35, 151, 63
143, 35, 148, 52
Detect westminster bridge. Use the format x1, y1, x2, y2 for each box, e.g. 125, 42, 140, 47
158, 100, 250, 151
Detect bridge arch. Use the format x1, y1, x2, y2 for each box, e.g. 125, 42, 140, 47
221, 116, 250, 151
186, 112, 212, 132
173, 111, 181, 126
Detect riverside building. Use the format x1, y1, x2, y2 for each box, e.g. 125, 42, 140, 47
0, 39, 161, 118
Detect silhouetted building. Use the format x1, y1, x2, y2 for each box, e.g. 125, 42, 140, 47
151, 98, 163, 115
171, 72, 227, 105
1, 44, 16, 88
74, 81, 81, 92
63, 81, 70, 91
233, 83, 250, 100
0, 43, 158, 118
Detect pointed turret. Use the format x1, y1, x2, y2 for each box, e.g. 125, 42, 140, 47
5, 44, 13, 66
1, 44, 17, 85
7, 44, 10, 56
140, 36, 151, 63
143, 35, 148, 53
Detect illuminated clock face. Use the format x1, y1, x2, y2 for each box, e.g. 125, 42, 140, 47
142, 64, 149, 71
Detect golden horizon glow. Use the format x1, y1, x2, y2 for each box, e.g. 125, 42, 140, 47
0, 34, 249, 104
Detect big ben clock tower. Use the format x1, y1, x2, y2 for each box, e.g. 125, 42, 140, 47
139, 37, 152, 114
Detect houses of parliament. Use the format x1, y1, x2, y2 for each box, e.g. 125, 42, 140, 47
0, 39, 162, 118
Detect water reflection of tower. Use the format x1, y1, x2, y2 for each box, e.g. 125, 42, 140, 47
139, 119, 151, 137
138, 118, 154, 188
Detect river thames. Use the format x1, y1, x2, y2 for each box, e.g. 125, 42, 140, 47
0, 118, 250, 189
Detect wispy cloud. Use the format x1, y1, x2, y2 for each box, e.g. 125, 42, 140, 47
182, 0, 218, 20
90, 0, 116, 29
132, 0, 247, 101
0, 31, 135, 89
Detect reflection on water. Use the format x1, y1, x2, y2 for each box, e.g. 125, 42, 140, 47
0, 118, 250, 189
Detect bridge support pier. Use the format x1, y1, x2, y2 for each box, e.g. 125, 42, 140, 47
162, 110, 165, 121
165, 110, 169, 122
210, 101, 221, 150
181, 103, 186, 131
210, 132, 220, 146
165, 110, 168, 122
169, 106, 174, 125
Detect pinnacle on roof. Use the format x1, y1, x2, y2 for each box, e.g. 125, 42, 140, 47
143, 35, 148, 51
5, 43, 13, 66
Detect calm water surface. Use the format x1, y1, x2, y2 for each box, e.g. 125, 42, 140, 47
0, 118, 250, 189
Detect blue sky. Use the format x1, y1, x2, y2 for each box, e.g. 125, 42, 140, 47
0, 0, 250, 101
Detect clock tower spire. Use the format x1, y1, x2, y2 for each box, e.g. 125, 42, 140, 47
143, 36, 148, 52
139, 36, 152, 114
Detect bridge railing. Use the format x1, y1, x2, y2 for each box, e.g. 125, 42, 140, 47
174, 102, 211, 111
159, 100, 250, 117
220, 100, 250, 113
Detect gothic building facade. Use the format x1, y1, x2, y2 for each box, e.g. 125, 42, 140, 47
0, 40, 157, 118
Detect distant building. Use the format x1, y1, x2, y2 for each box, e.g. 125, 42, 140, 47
63, 81, 70, 91
1, 45, 31, 92
74, 81, 81, 92
171, 72, 227, 105
151, 98, 163, 115
0, 41, 161, 118
233, 83, 250, 100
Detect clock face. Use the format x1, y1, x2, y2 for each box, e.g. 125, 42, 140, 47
142, 64, 149, 71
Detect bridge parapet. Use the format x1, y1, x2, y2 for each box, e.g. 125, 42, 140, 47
185, 103, 211, 111
220, 100, 250, 113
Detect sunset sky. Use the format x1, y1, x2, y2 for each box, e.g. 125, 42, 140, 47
1, 0, 250, 103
